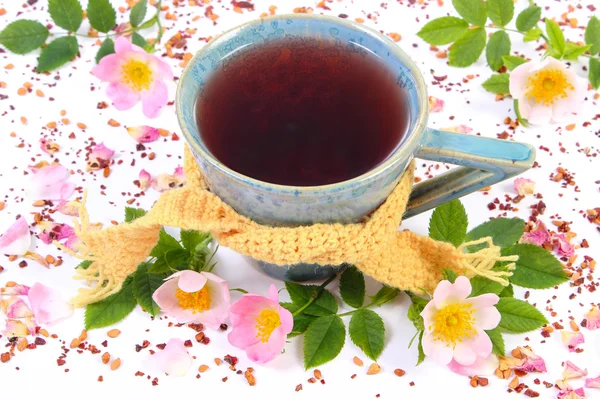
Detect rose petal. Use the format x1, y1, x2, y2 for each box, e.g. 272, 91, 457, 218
175, 270, 208, 293
3, 318, 35, 337
0, 297, 34, 318
448, 354, 499, 376
87, 143, 115, 171
428, 96, 445, 113
114, 36, 134, 53
585, 376, 600, 389
139, 169, 151, 189
514, 177, 535, 196
141, 80, 168, 118
466, 294, 500, 330
561, 331, 585, 352
92, 54, 125, 82
244, 324, 287, 364
150, 338, 192, 377
40, 138, 60, 155
55, 200, 80, 217
28, 283, 73, 325
509, 61, 535, 99
441, 125, 472, 133
422, 333, 454, 365
563, 360, 588, 380
553, 234, 575, 257
107, 82, 140, 111
127, 126, 160, 143
0, 216, 31, 255
584, 306, 600, 331
433, 276, 471, 308
520, 220, 551, 246
28, 164, 74, 201
0, 283, 30, 296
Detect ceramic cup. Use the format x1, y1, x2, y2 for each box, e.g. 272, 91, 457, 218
176, 14, 536, 282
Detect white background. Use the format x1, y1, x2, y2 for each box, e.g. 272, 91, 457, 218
0, 0, 599, 398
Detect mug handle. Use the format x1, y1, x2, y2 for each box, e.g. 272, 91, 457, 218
404, 128, 536, 219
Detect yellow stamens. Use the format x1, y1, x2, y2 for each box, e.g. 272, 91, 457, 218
121, 59, 153, 92
431, 303, 476, 347
176, 286, 211, 314
526, 68, 574, 106
254, 309, 281, 343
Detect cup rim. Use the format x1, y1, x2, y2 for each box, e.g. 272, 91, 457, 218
176, 13, 428, 195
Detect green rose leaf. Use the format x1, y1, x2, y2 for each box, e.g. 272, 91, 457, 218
502, 244, 569, 289
304, 315, 345, 369
349, 309, 385, 361
180, 230, 211, 254
523, 27, 543, 42
486, 0, 514, 27
545, 19, 566, 56
85, 276, 136, 329
49, 0, 84, 32
148, 248, 189, 274
496, 297, 548, 333
499, 283, 514, 298
0, 20, 49, 54
515, 6, 541, 32
130, 0, 148, 27
285, 282, 338, 316
76, 260, 93, 270
408, 301, 426, 331
132, 262, 163, 317
417, 16, 470, 45
442, 268, 459, 283
416, 331, 426, 365
469, 275, 505, 296
428, 199, 468, 247
452, 0, 487, 26
449, 27, 487, 68
124, 206, 147, 222
37, 36, 79, 73
482, 73, 510, 94
585, 16, 600, 55
131, 32, 149, 49
95, 37, 115, 63
280, 303, 316, 338
339, 266, 366, 308
589, 57, 600, 90
150, 229, 183, 257
369, 285, 400, 306
466, 217, 524, 249
87, 0, 117, 33
563, 43, 591, 61
502, 55, 527, 71
486, 30, 511, 71
486, 328, 505, 356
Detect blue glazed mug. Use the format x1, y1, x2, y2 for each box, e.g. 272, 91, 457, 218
176, 14, 535, 282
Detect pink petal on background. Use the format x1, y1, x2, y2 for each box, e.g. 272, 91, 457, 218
0, 216, 31, 255
585, 376, 600, 389
563, 360, 588, 380
514, 177, 535, 196
584, 307, 600, 330
28, 160, 50, 173
127, 126, 160, 143
151, 166, 186, 192
139, 169, 151, 189
520, 220, 551, 246
562, 331, 585, 352
0, 283, 30, 296
55, 200, 80, 217
3, 319, 35, 337
39, 222, 76, 245
516, 346, 547, 373
28, 164, 75, 201
428, 96, 445, 113
441, 125, 473, 134
448, 354, 498, 376
553, 234, 575, 257
28, 283, 73, 325
87, 143, 115, 171
558, 387, 586, 399
0, 297, 34, 318
40, 138, 60, 154
150, 338, 192, 377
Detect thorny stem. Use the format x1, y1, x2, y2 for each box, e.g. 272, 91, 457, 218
291, 274, 337, 317
155, 0, 164, 44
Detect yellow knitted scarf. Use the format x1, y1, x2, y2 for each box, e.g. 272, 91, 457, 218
62, 146, 518, 307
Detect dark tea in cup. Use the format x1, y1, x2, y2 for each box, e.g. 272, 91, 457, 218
195, 37, 410, 186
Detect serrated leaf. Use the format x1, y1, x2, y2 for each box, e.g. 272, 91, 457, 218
87, 0, 117, 33
369, 285, 400, 306
339, 266, 365, 308
523, 27, 543, 42
516, 6, 541, 32
148, 248, 189, 273
49, 0, 83, 32
589, 57, 600, 90
452, 0, 487, 26
95, 37, 115, 63
150, 229, 183, 257
428, 199, 468, 247
408, 301, 425, 331
416, 331, 425, 365
417, 16, 469, 45
124, 206, 147, 222
546, 19, 566, 56
466, 217, 524, 249
562, 43, 591, 61
349, 309, 385, 361
85, 277, 136, 329
486, 328, 505, 356
449, 27, 487, 68
76, 260, 93, 270
303, 315, 345, 369
469, 276, 505, 296
285, 282, 338, 316
502, 55, 527, 71
486, 30, 511, 71
442, 268, 458, 283
37, 36, 78, 73
280, 303, 316, 338
0, 20, 49, 54
131, 32, 148, 49
486, 0, 514, 27
130, 0, 148, 27
132, 262, 163, 316
496, 297, 548, 333
481, 73, 510, 94
502, 244, 569, 289
586, 16, 600, 55
180, 230, 211, 253
499, 283, 514, 298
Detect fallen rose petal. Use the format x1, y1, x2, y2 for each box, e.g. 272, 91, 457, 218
520, 220, 551, 246
0, 297, 34, 318
40, 138, 60, 154
151, 167, 186, 192
563, 360, 588, 380
558, 387, 586, 399
39, 222, 76, 245
28, 283, 73, 325
28, 160, 50, 173
562, 331, 585, 352
127, 126, 160, 143
3, 318, 35, 337
23, 251, 49, 268
149, 338, 192, 376
448, 354, 498, 376
87, 143, 115, 171
429, 96, 445, 113
516, 346, 547, 373
28, 164, 75, 201
514, 177, 535, 196
441, 125, 473, 134
55, 200, 80, 217
0, 283, 30, 296
585, 376, 600, 389
173, 166, 185, 185
584, 307, 600, 331
553, 234, 575, 257
139, 169, 151, 190
0, 216, 31, 256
